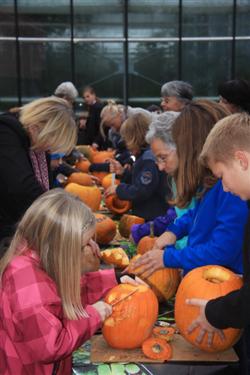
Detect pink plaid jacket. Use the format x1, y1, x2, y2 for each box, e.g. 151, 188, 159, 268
0, 250, 117, 375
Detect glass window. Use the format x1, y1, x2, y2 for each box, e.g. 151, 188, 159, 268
0, 40, 18, 111
17, 1, 71, 37
235, 41, 250, 80
128, 0, 179, 38
128, 42, 178, 107
75, 42, 123, 100
19, 41, 71, 101
182, 41, 232, 96
236, 0, 250, 36
183, 0, 234, 37
74, 0, 123, 38
0, 0, 15, 36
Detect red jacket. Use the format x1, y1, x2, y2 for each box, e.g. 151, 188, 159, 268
0, 250, 117, 375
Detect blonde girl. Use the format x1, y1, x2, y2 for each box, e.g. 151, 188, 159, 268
0, 189, 137, 375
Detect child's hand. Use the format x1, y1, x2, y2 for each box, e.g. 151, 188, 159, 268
120, 275, 148, 286
128, 250, 164, 278
88, 238, 101, 258
104, 185, 117, 198
92, 301, 113, 321
152, 231, 177, 251
186, 298, 225, 347
108, 159, 124, 175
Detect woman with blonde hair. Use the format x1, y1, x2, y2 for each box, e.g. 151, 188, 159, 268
0, 189, 139, 374
104, 112, 170, 221
0, 96, 77, 244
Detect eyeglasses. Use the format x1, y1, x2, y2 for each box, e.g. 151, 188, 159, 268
155, 150, 174, 164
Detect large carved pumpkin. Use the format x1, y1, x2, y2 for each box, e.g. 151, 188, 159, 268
105, 194, 131, 215
175, 265, 243, 352
103, 283, 158, 349
92, 151, 115, 164
137, 222, 156, 254
65, 183, 101, 211
94, 213, 117, 245
102, 173, 120, 190
118, 214, 145, 238
129, 255, 180, 302
101, 247, 129, 268
67, 172, 93, 186
75, 159, 91, 173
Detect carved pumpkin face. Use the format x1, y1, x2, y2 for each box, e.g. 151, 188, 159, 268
105, 194, 131, 215
103, 283, 158, 349
175, 265, 243, 352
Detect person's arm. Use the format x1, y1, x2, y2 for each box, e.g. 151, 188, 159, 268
116, 160, 159, 201
83, 269, 118, 304
164, 195, 247, 271
11, 302, 102, 363
205, 283, 250, 329
165, 206, 197, 240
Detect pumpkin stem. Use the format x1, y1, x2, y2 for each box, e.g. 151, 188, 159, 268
149, 222, 154, 238
203, 267, 230, 283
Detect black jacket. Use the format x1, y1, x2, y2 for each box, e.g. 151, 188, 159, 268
77, 101, 104, 146
116, 148, 170, 221
205, 201, 250, 329
0, 113, 51, 240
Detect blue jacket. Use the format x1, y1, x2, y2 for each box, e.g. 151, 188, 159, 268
163, 180, 248, 275
116, 148, 169, 221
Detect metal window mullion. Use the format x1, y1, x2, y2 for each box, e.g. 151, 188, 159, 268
14, 0, 21, 106
123, 0, 128, 106
70, 0, 75, 84
231, 0, 237, 79
178, 0, 183, 80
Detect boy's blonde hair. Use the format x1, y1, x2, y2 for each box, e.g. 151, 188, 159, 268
20, 96, 77, 154
100, 100, 125, 137
120, 113, 151, 152
200, 112, 250, 167
0, 189, 95, 320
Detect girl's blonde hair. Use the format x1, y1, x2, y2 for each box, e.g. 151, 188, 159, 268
0, 189, 95, 320
100, 100, 126, 138
20, 96, 77, 154
120, 113, 151, 152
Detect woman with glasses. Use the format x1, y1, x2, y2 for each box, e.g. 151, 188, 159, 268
130, 100, 248, 276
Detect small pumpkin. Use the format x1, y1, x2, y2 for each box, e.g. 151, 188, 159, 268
103, 283, 158, 349
152, 326, 175, 342
67, 172, 93, 186
102, 173, 120, 190
81, 244, 100, 273
142, 337, 172, 361
75, 159, 91, 173
175, 265, 243, 352
94, 213, 117, 245
128, 254, 180, 302
137, 222, 157, 255
105, 194, 131, 215
118, 214, 145, 238
92, 151, 115, 164
65, 183, 102, 211
101, 247, 129, 268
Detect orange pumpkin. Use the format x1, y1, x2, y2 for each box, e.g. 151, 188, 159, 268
81, 244, 100, 273
118, 214, 145, 238
137, 222, 157, 255
102, 173, 120, 190
65, 183, 101, 211
94, 213, 117, 245
103, 283, 158, 349
67, 172, 93, 186
92, 151, 115, 164
175, 265, 243, 352
101, 247, 129, 268
91, 171, 109, 183
105, 194, 131, 215
128, 255, 180, 302
142, 337, 172, 361
75, 159, 91, 173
